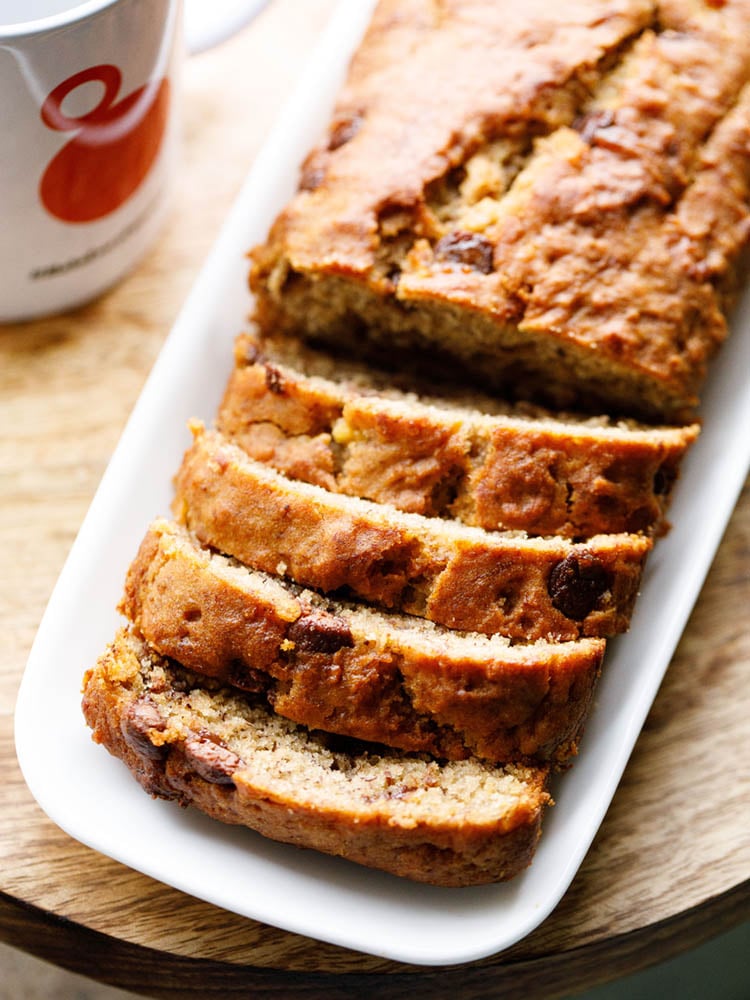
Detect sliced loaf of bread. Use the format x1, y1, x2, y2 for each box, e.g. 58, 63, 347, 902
121, 519, 605, 764
218, 332, 698, 538
82, 628, 552, 886
173, 424, 652, 642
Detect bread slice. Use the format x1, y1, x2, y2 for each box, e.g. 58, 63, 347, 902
249, 0, 750, 421
173, 424, 652, 641
81, 628, 552, 886
218, 331, 699, 539
121, 519, 605, 764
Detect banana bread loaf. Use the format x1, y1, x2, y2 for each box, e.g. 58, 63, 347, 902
82, 628, 552, 886
122, 519, 605, 764
219, 331, 699, 538
173, 424, 652, 641
250, 0, 750, 421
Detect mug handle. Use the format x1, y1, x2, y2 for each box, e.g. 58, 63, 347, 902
184, 0, 272, 55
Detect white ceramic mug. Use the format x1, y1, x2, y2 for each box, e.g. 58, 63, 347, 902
0, 0, 268, 323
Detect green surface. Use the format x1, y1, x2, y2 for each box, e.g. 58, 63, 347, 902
568, 921, 750, 1000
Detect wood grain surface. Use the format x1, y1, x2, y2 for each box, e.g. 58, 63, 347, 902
1, 2, 748, 997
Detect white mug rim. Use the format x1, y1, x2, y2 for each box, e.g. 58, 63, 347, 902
0, 0, 135, 40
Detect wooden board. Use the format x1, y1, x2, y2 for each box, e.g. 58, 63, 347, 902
1, 2, 748, 996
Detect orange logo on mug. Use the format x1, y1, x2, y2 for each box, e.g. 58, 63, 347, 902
39, 64, 169, 224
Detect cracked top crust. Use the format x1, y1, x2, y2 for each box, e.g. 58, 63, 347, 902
276, 0, 656, 273
251, 0, 750, 420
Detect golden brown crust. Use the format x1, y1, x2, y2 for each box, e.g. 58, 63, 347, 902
81, 630, 551, 886
218, 332, 698, 538
250, 0, 750, 421
264, 0, 654, 276
173, 425, 652, 641
121, 520, 605, 764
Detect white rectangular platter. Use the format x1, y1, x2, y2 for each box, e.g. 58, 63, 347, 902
14, 0, 750, 967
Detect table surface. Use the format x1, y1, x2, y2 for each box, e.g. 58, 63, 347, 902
1, 3, 748, 998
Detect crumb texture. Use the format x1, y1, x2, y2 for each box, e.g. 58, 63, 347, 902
172, 426, 652, 642
81, 630, 551, 886
219, 331, 698, 538
120, 519, 604, 764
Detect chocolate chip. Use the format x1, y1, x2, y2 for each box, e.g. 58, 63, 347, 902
228, 659, 271, 694
548, 553, 612, 621
183, 733, 243, 785
287, 612, 354, 654
653, 464, 676, 496
121, 699, 167, 761
328, 112, 363, 151
264, 363, 286, 395
434, 231, 494, 274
